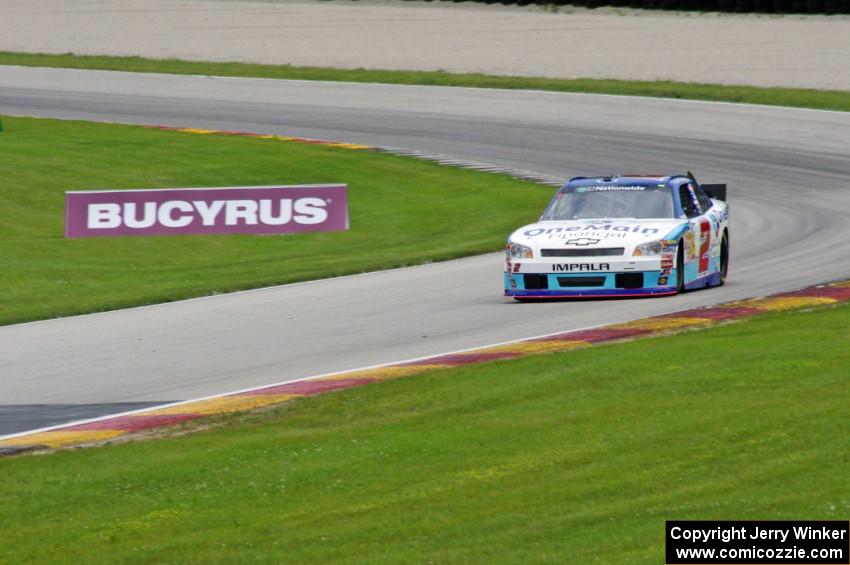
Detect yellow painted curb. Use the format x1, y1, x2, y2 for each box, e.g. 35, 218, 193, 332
327, 142, 372, 150
730, 296, 837, 311
176, 128, 217, 134
0, 430, 124, 448
481, 340, 590, 354
144, 394, 301, 416
317, 364, 450, 381
611, 316, 712, 331
165, 127, 373, 150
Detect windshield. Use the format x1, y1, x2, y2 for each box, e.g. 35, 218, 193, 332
541, 185, 675, 220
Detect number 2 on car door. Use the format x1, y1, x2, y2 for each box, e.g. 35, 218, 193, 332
698, 218, 711, 275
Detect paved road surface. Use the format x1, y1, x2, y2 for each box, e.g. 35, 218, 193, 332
1, 66, 849, 434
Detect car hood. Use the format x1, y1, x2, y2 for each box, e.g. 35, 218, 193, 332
509, 219, 686, 250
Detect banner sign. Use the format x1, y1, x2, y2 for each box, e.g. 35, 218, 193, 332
65, 184, 349, 238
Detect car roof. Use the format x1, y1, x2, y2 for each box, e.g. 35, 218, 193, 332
564, 174, 690, 189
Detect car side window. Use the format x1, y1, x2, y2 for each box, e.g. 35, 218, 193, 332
694, 184, 713, 212
678, 184, 700, 218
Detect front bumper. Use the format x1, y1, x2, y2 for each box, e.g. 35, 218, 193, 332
504, 269, 677, 298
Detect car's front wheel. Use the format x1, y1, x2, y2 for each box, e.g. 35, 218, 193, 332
676, 242, 685, 293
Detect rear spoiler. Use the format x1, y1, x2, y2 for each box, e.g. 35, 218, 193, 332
701, 183, 727, 201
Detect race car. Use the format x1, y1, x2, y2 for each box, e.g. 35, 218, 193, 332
504, 173, 729, 299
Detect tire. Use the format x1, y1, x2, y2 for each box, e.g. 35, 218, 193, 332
676, 243, 685, 293
719, 231, 730, 285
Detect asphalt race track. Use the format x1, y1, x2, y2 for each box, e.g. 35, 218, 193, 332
2, 66, 849, 435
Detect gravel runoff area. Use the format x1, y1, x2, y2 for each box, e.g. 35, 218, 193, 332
4, 0, 850, 90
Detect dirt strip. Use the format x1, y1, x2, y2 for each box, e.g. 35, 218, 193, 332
3, 0, 850, 90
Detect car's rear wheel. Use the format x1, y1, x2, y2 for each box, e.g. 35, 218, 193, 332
719, 231, 729, 285
676, 243, 685, 293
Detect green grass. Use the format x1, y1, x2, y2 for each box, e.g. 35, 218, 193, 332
2, 51, 850, 112
2, 302, 848, 563
0, 116, 550, 325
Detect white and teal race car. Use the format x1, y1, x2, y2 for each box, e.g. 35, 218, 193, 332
504, 174, 729, 299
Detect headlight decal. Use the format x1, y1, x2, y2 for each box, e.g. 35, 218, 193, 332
506, 242, 533, 259
633, 240, 664, 256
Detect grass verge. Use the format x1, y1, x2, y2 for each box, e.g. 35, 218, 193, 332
1, 301, 848, 563
2, 51, 849, 112
0, 116, 549, 325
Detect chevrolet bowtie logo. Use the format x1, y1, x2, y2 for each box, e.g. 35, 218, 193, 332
565, 238, 600, 246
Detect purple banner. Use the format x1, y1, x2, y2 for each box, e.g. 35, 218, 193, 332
65, 184, 349, 238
